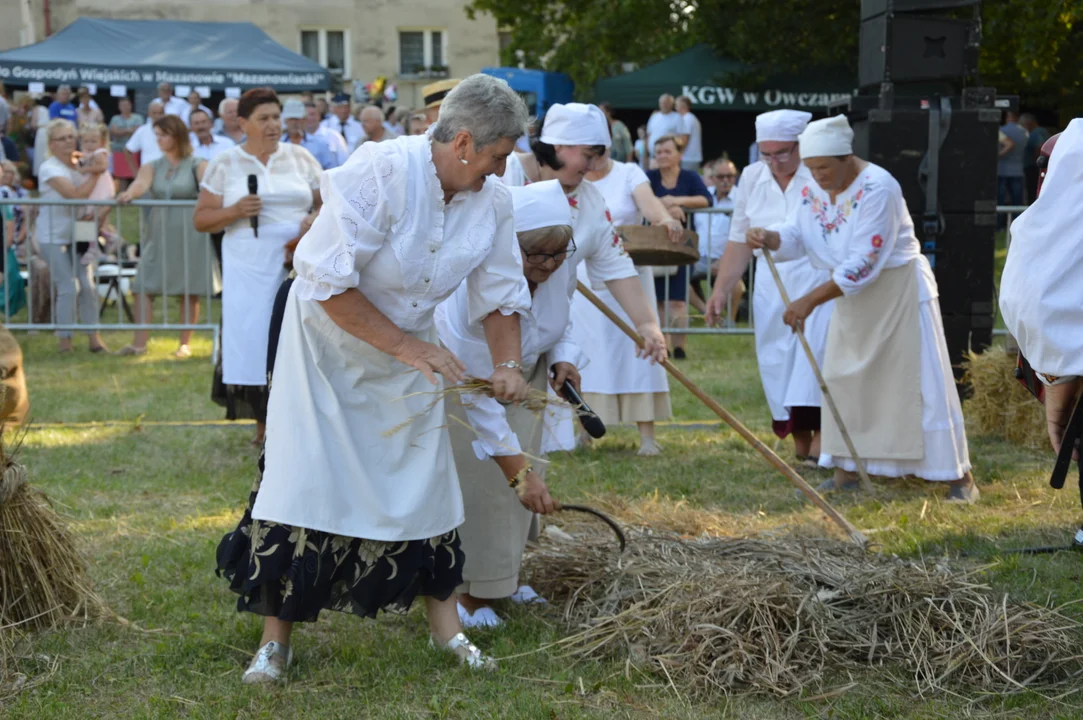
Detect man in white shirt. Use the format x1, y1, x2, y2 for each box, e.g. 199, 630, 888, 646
214, 98, 246, 144
156, 82, 189, 118
188, 108, 235, 162
179, 90, 215, 128
306, 102, 349, 165
125, 100, 166, 171
676, 95, 703, 171
320, 93, 365, 152
691, 159, 741, 319
645, 94, 684, 168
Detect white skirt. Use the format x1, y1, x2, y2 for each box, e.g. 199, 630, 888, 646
819, 296, 972, 481
252, 288, 464, 541
752, 254, 832, 421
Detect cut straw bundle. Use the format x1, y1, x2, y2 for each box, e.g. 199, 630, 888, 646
962, 349, 1047, 447
525, 528, 1083, 698
0, 431, 106, 632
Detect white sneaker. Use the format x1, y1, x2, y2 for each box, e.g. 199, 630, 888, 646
457, 601, 504, 628
430, 632, 497, 671
241, 640, 292, 684
509, 585, 547, 605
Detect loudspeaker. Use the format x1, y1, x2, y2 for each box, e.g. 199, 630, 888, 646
859, 14, 977, 88
850, 106, 999, 213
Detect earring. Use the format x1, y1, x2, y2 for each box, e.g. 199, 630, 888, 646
459, 156, 469, 165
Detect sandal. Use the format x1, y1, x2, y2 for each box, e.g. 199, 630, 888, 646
430, 632, 497, 671
242, 640, 292, 685
173, 345, 192, 359
946, 482, 980, 505
115, 345, 147, 357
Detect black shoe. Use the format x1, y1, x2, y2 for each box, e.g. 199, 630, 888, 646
673, 347, 687, 360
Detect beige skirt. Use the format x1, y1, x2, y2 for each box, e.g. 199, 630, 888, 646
583, 391, 672, 425
821, 261, 923, 460
448, 359, 548, 599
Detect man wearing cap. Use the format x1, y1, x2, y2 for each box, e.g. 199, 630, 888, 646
189, 109, 235, 163
281, 99, 337, 169
320, 93, 365, 152
706, 110, 832, 468
746, 115, 978, 502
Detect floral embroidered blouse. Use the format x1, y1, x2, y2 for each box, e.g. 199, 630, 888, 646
770, 163, 937, 301
292, 134, 531, 331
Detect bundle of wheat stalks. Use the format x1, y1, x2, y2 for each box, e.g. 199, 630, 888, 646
0, 431, 106, 632
962, 349, 1048, 447
525, 529, 1083, 698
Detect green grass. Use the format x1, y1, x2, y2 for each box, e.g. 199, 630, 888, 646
4, 330, 1083, 719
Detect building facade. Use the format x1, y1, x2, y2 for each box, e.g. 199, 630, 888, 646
0, 0, 503, 109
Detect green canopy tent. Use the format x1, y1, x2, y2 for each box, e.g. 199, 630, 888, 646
595, 44, 852, 112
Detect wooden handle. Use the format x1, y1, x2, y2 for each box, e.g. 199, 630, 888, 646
761, 250, 875, 495
576, 281, 867, 547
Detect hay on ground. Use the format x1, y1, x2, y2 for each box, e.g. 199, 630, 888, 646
0, 431, 107, 632
962, 349, 1047, 447
525, 528, 1083, 698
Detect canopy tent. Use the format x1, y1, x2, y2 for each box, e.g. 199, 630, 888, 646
0, 18, 329, 91
595, 44, 852, 112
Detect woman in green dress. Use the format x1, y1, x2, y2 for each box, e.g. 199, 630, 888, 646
116, 115, 222, 358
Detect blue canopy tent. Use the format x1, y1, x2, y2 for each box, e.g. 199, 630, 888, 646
0, 18, 329, 91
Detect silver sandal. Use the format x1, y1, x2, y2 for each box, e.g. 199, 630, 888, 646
430, 632, 497, 671
242, 640, 293, 684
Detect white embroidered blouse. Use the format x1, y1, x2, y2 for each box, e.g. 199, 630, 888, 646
770, 163, 938, 302
292, 134, 531, 331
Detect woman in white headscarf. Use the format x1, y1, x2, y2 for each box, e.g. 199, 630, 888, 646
436, 179, 579, 628
705, 110, 832, 467
1000, 119, 1083, 459
216, 75, 534, 684
499, 103, 668, 452
746, 115, 978, 502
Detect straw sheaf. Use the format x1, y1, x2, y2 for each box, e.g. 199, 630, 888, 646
524, 526, 1083, 698
962, 349, 1048, 447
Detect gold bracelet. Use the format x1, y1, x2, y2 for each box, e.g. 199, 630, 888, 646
509, 464, 532, 489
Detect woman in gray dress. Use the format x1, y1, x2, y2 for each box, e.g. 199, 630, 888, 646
116, 115, 222, 358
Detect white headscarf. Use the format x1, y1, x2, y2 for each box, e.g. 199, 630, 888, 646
1000, 119, 1083, 378
755, 109, 812, 143
540, 103, 611, 147
509, 180, 572, 233
798, 115, 854, 158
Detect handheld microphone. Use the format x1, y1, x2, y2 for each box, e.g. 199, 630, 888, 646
560, 380, 606, 439
247, 174, 258, 238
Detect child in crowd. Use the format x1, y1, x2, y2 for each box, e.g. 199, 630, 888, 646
76, 123, 122, 264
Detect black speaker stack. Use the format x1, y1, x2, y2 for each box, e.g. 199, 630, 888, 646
831, 0, 1016, 385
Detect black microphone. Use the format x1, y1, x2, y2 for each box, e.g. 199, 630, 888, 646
247, 174, 258, 238
560, 380, 606, 439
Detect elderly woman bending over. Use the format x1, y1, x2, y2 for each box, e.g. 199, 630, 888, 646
216, 74, 533, 683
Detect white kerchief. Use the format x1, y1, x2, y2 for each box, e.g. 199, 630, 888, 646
540, 103, 611, 147
798, 115, 854, 158
509, 180, 572, 232
755, 109, 812, 143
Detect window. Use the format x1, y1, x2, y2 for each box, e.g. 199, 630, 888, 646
299, 28, 350, 81
398, 29, 448, 76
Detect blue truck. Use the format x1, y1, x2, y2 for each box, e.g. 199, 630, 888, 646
481, 67, 574, 118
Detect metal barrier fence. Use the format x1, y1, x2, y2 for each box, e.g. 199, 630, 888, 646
0, 196, 219, 358
651, 204, 1029, 338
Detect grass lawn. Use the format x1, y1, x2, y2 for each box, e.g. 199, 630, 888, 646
3, 324, 1083, 719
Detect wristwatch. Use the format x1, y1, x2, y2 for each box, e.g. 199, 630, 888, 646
494, 360, 523, 372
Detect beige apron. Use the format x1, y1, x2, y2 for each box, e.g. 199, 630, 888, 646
448, 357, 547, 599
821, 261, 923, 460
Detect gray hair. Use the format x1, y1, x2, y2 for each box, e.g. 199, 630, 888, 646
360, 105, 383, 121
431, 74, 529, 149
218, 97, 238, 115
148, 99, 164, 112
518, 224, 573, 253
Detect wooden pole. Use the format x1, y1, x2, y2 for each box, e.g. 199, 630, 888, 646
575, 280, 867, 547
760, 250, 875, 495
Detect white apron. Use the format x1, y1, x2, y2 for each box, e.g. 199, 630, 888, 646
252, 288, 464, 541
752, 253, 833, 421
221, 222, 295, 386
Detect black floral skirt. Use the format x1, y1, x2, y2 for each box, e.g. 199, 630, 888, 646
215, 277, 464, 623
215, 454, 465, 623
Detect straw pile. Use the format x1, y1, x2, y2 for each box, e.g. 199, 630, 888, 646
525, 529, 1083, 698
0, 430, 106, 631
962, 349, 1047, 447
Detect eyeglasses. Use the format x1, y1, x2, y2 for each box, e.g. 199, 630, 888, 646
760, 143, 797, 164
525, 238, 577, 265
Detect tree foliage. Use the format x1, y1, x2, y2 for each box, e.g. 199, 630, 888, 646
466, 0, 1083, 114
